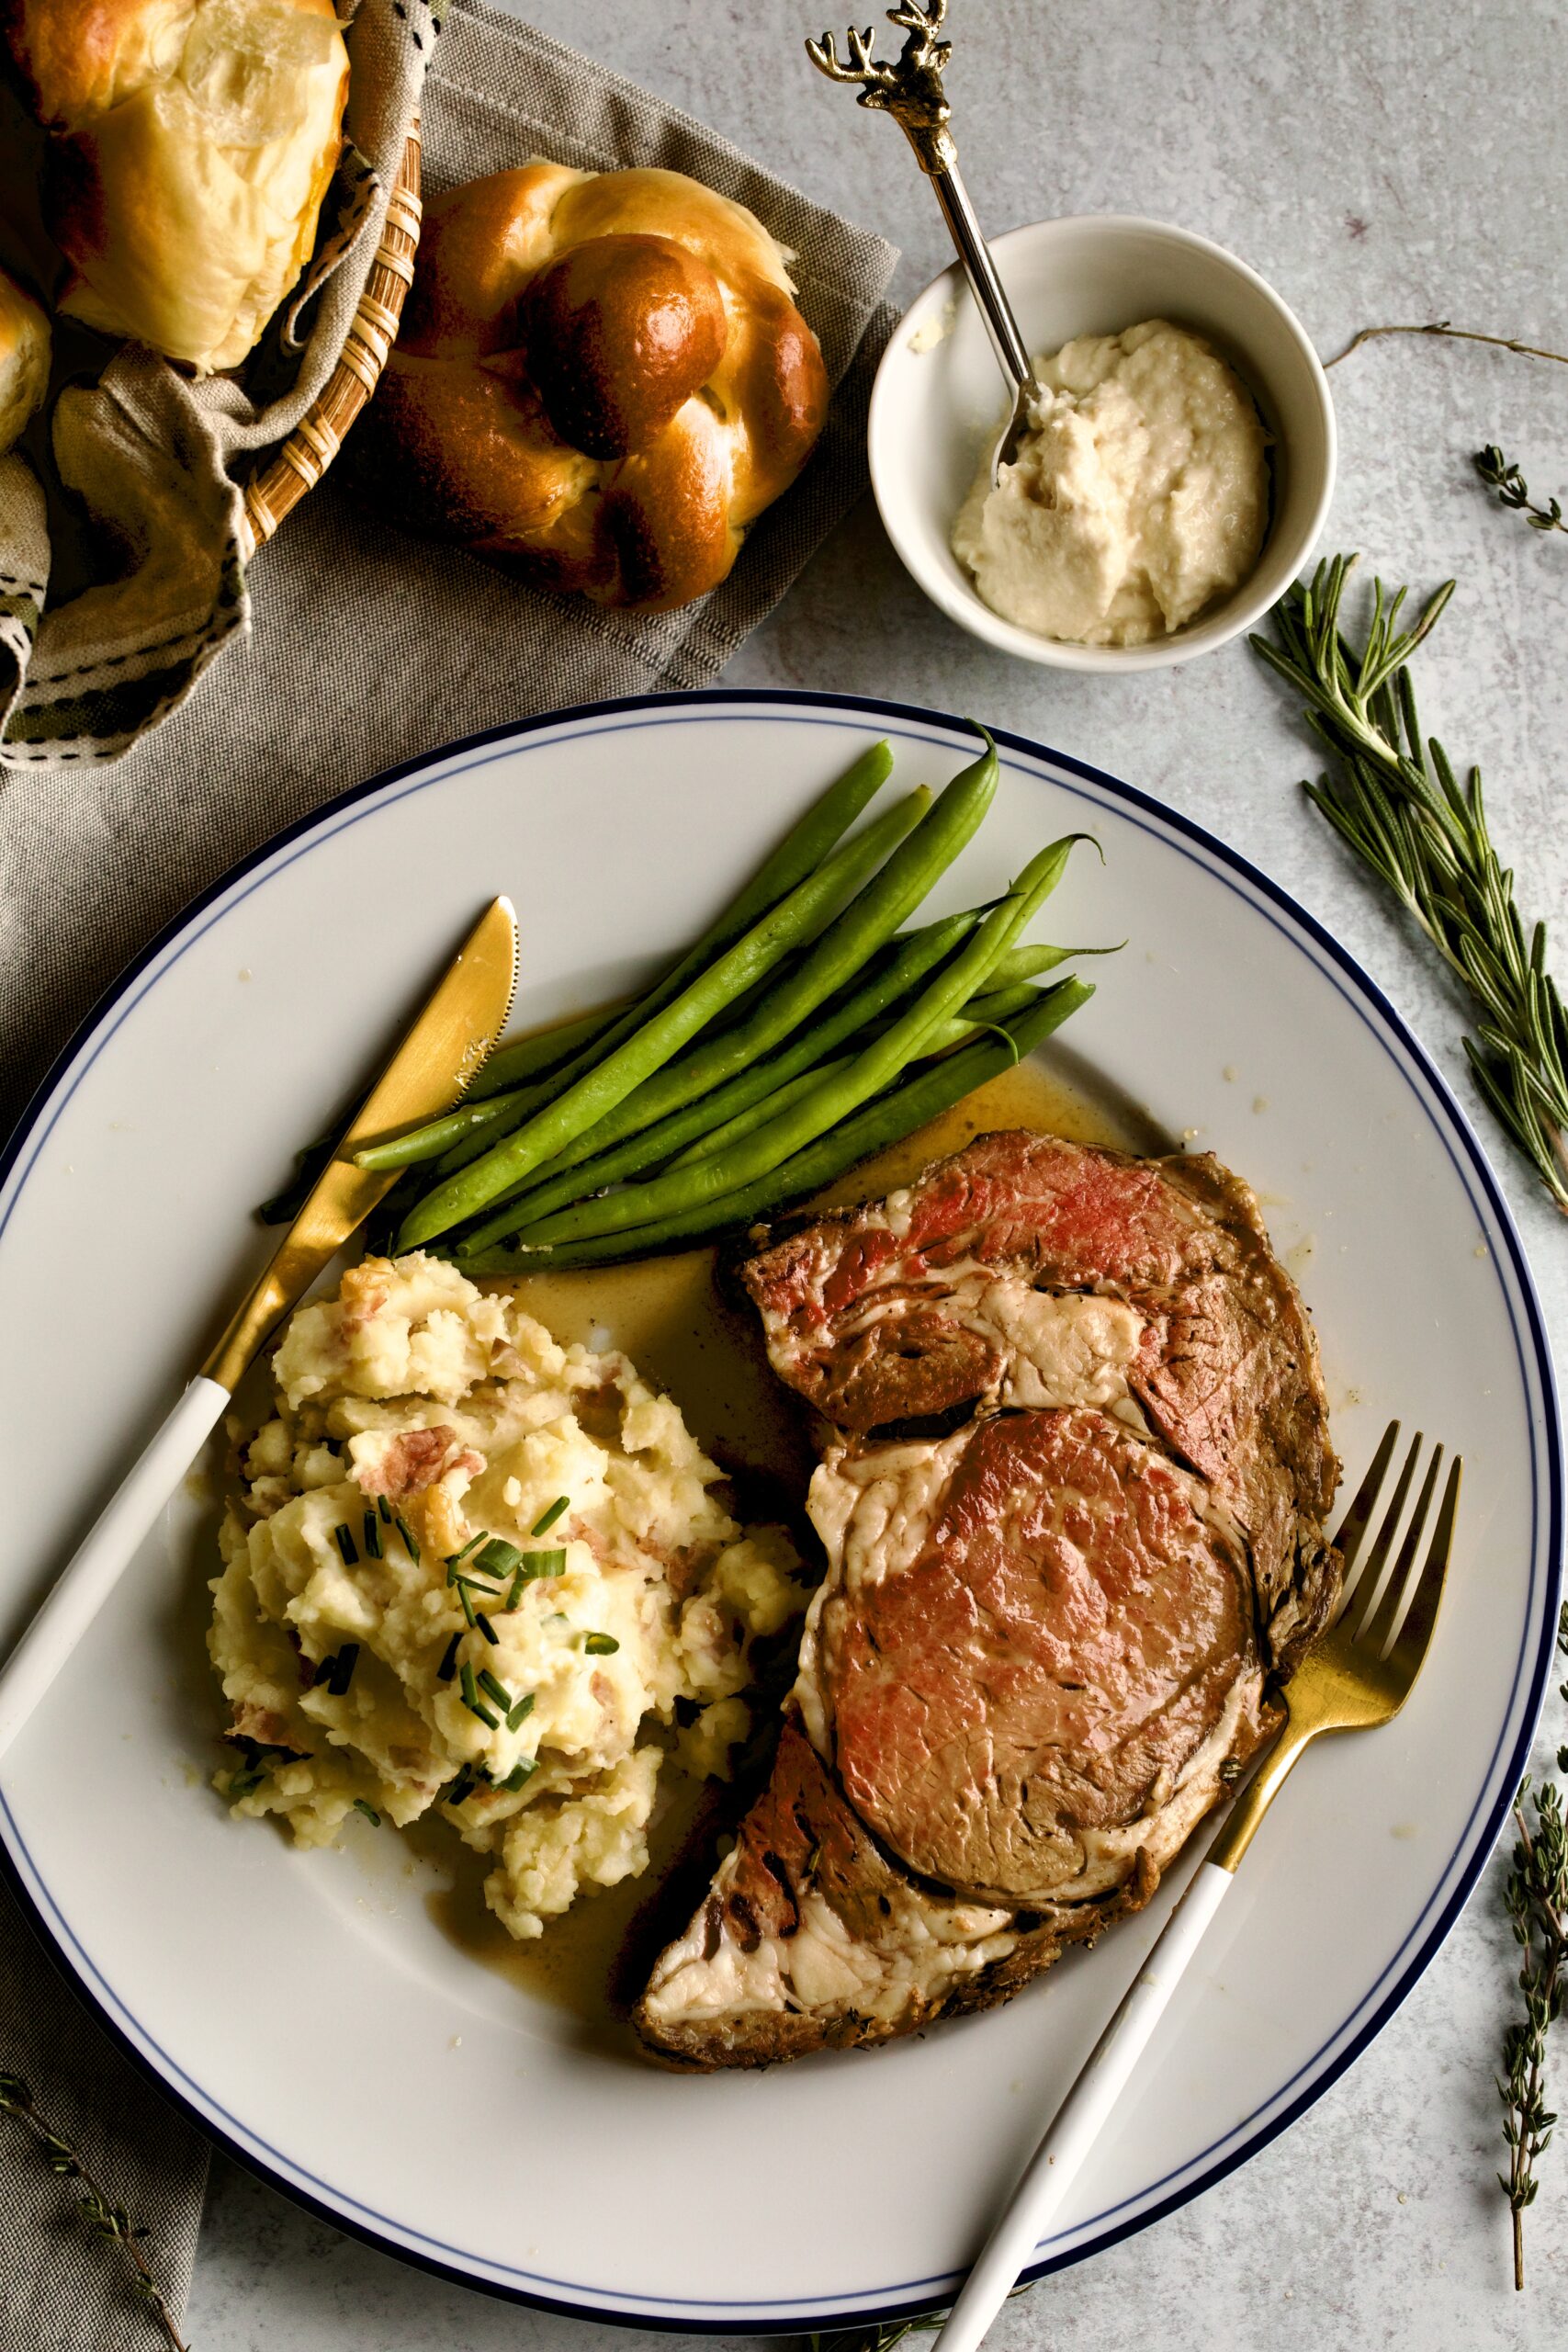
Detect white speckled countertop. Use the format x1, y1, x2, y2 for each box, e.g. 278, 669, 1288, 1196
185, 2, 1568, 2341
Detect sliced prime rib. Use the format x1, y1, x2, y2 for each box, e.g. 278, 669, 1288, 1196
635, 1132, 1338, 2067
739, 1130, 1339, 1673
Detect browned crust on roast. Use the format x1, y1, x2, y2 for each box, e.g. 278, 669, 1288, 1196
635, 1717, 1161, 2069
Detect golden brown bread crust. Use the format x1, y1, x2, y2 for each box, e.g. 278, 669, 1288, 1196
0, 265, 51, 452
349, 163, 830, 613
6, 0, 349, 372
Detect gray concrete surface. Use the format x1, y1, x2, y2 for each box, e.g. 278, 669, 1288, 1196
184, 2, 1568, 2343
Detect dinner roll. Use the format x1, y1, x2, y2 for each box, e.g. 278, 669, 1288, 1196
353, 164, 829, 612
5, 0, 350, 373
0, 266, 50, 451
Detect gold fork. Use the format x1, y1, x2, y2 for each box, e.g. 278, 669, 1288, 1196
935, 1419, 1462, 2352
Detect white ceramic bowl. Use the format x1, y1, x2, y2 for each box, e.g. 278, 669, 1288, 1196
868, 214, 1337, 672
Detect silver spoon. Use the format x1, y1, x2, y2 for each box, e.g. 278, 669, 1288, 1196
807, 1, 1039, 482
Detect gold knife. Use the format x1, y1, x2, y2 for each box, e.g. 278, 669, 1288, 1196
0, 896, 518, 1762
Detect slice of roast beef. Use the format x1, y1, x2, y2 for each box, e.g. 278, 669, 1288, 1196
636, 1713, 1151, 2066
740, 1131, 1339, 1670
637, 1405, 1277, 2063
800, 1408, 1275, 1905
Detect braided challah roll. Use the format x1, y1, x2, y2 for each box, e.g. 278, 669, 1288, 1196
351, 164, 830, 612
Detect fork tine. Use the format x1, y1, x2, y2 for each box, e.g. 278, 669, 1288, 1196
1360, 1444, 1443, 1657
1378, 1456, 1462, 1673
1332, 1418, 1401, 1607
1348, 1430, 1424, 1631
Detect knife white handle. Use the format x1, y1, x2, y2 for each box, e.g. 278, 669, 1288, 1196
934, 1860, 1235, 2352
0, 1376, 230, 1764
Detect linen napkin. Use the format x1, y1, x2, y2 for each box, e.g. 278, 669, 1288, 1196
1, 1890, 209, 2351
0, 6, 898, 2338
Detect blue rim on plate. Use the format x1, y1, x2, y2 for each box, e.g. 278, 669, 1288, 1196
1, 689, 1561, 2333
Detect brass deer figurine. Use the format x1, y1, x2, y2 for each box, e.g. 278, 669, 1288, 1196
806, 2, 957, 174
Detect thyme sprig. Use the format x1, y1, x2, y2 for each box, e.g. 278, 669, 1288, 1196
1475, 446, 1568, 537
1326, 320, 1568, 370
1251, 558, 1568, 1213
0, 2073, 190, 2349
1499, 1605, 1568, 2289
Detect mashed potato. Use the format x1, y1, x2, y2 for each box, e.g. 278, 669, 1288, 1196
209, 1255, 806, 1939
952, 320, 1269, 646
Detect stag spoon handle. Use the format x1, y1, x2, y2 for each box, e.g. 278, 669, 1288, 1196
807, 2, 1039, 472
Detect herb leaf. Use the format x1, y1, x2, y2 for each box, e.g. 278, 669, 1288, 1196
1475, 445, 1568, 536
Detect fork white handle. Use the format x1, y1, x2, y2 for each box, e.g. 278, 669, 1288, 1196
934, 1861, 1234, 2352
0, 1376, 229, 1762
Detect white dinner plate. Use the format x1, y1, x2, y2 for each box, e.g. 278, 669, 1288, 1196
0, 694, 1559, 2333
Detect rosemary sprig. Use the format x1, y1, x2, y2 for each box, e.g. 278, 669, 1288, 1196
1475, 446, 1567, 537
1251, 558, 1568, 1213
0, 2073, 190, 2349
1498, 1605, 1568, 2289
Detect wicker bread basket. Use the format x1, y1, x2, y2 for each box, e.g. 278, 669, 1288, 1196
237, 119, 423, 560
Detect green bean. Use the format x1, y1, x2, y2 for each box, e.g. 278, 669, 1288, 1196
907, 979, 1049, 1057
462, 1003, 626, 1101
395, 787, 932, 1251
453, 911, 978, 1255
468, 740, 893, 1103
503, 831, 1089, 1251
355, 1075, 561, 1172
469, 980, 1092, 1273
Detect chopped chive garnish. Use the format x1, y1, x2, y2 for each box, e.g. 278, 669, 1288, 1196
506, 1692, 535, 1732
500, 1759, 536, 1792
477, 1668, 512, 1712
456, 1583, 478, 1629
459, 1662, 498, 1728
583, 1632, 619, 1656
447, 1768, 476, 1804
377, 1496, 393, 1524
363, 1510, 382, 1559
328, 1644, 359, 1696
436, 1632, 460, 1683
396, 1516, 421, 1564
446, 1532, 486, 1571
353, 1798, 381, 1826
333, 1523, 358, 1566
531, 1496, 570, 1537
518, 1548, 567, 1582
474, 1537, 525, 1580
476, 1611, 499, 1645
